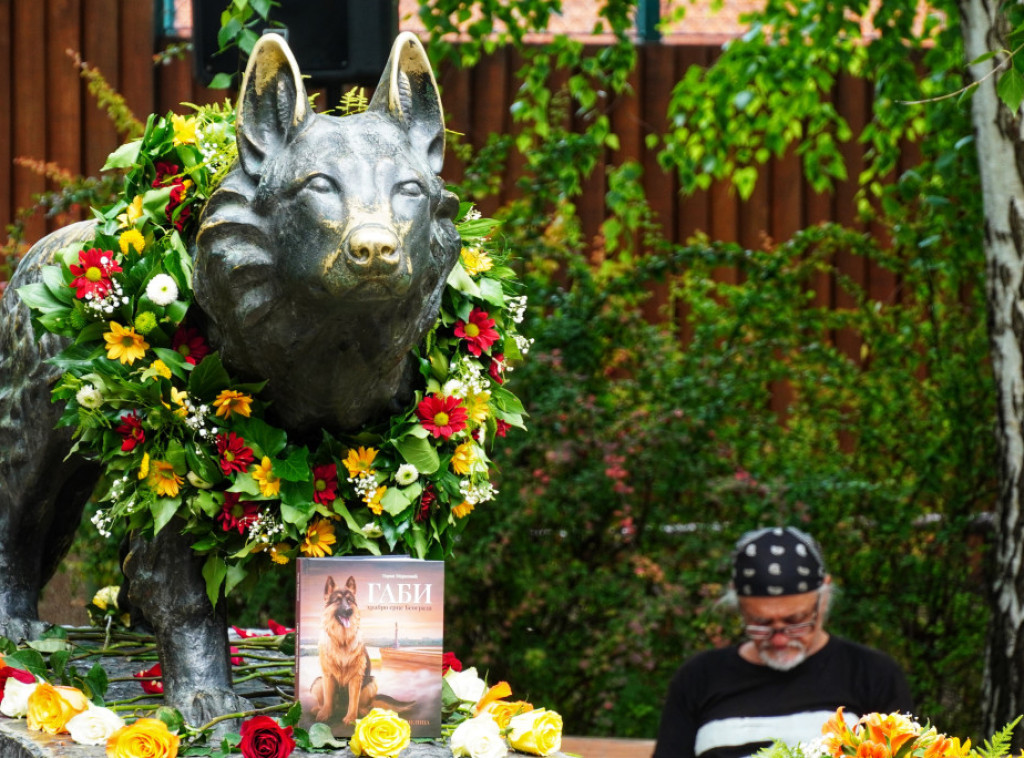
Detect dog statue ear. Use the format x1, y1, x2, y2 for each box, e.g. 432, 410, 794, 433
368, 32, 446, 175
323, 576, 336, 597
236, 33, 313, 177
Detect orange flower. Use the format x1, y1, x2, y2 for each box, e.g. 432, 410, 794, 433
854, 740, 888, 758
474, 681, 512, 715
863, 712, 918, 754
451, 442, 476, 476
482, 699, 534, 729
213, 389, 253, 419
343, 446, 378, 478
301, 519, 336, 558
106, 717, 180, 758
252, 457, 281, 497
822, 707, 854, 758
365, 486, 387, 516
453, 501, 475, 518
147, 459, 182, 498
26, 682, 89, 734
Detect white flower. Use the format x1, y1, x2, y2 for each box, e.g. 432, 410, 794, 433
451, 714, 508, 758
444, 666, 488, 703
145, 274, 178, 306
66, 706, 125, 746
75, 385, 104, 409
395, 464, 419, 486
361, 522, 384, 539
0, 677, 38, 717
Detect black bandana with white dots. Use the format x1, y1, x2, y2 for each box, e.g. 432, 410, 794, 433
732, 526, 826, 597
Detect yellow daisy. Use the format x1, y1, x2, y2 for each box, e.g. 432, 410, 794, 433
453, 501, 475, 518
138, 452, 150, 480
301, 520, 336, 558
213, 389, 253, 419
343, 446, 378, 478
451, 441, 476, 476
118, 228, 145, 256
463, 390, 491, 425
147, 459, 182, 498
171, 114, 198, 145
150, 360, 171, 380
365, 485, 387, 515
460, 246, 494, 276
269, 543, 290, 565
252, 456, 281, 497
104, 322, 149, 365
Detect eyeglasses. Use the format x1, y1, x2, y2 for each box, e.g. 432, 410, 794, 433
743, 596, 821, 640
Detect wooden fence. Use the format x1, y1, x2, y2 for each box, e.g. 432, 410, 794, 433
0, 0, 905, 324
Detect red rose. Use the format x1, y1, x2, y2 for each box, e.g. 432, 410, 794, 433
0, 665, 35, 698
442, 651, 463, 675
239, 715, 296, 758
133, 662, 163, 694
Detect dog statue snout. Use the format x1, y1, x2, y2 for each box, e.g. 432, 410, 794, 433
346, 226, 401, 270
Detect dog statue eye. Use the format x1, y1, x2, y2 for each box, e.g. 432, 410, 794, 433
303, 175, 337, 194
396, 181, 425, 198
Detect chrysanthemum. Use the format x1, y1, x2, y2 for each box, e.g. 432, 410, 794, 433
395, 463, 419, 486
301, 519, 336, 557
460, 246, 494, 276
451, 441, 477, 476
343, 446, 378, 478
416, 395, 468, 439
213, 390, 253, 419
115, 411, 145, 452
252, 456, 281, 497
216, 492, 260, 534
69, 248, 122, 300
104, 322, 149, 365
454, 307, 500, 357
312, 463, 339, 505
463, 390, 491, 425
150, 359, 171, 380
75, 385, 103, 409
416, 487, 436, 523
365, 485, 387, 515
145, 274, 178, 306
118, 228, 145, 256
171, 326, 210, 366
147, 459, 182, 498
216, 432, 255, 476
453, 501, 475, 518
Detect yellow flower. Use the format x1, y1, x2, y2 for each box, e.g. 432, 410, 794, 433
463, 390, 491, 425
453, 501, 474, 518
150, 360, 172, 380
460, 246, 493, 277
104, 322, 149, 365
482, 699, 534, 729
171, 114, 197, 145
253, 456, 281, 497
507, 708, 563, 757
343, 446, 378, 478
213, 389, 253, 419
147, 459, 182, 498
269, 543, 291, 565
301, 519, 336, 558
106, 717, 180, 758
117, 195, 145, 228
350, 708, 411, 758
26, 682, 89, 734
118, 228, 145, 256
138, 452, 150, 480
862, 712, 918, 754
365, 485, 387, 516
92, 585, 120, 611
451, 442, 477, 476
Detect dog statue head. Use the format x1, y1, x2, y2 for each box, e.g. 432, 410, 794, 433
194, 32, 461, 435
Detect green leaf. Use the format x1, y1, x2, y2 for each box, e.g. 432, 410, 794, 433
282, 701, 303, 727
188, 352, 232, 398
209, 72, 236, 90
26, 638, 70, 654
381, 486, 413, 516
151, 498, 180, 535
232, 416, 288, 458
17, 282, 67, 312
225, 563, 247, 595
998, 68, 1024, 113
5, 649, 47, 677
202, 555, 227, 607
85, 663, 109, 701
275, 446, 311, 482
395, 435, 440, 474
103, 139, 142, 170
156, 707, 186, 734
447, 264, 481, 296
50, 650, 71, 680
308, 723, 345, 749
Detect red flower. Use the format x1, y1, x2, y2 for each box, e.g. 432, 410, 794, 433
231, 646, 245, 666
166, 178, 193, 231
488, 353, 506, 384
216, 432, 255, 476
239, 715, 296, 758
115, 411, 146, 452
268, 619, 294, 636
0, 666, 35, 699
416, 487, 437, 523
454, 307, 500, 357
171, 326, 210, 365
152, 161, 180, 187
232, 626, 260, 639
134, 662, 163, 694
217, 492, 260, 535
495, 419, 511, 438
416, 394, 468, 439
312, 463, 339, 505
442, 651, 463, 675
69, 247, 122, 300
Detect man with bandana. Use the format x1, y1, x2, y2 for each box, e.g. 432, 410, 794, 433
653, 526, 913, 758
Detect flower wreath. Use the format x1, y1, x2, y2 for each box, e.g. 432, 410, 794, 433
18, 103, 529, 601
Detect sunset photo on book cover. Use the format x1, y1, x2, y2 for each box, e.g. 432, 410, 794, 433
296, 557, 445, 738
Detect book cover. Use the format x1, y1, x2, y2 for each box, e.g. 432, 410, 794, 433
295, 556, 445, 738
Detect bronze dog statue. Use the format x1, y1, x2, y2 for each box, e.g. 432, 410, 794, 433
0, 31, 459, 726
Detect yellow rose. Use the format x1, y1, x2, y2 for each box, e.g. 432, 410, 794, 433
106, 717, 180, 758
26, 682, 90, 734
507, 708, 563, 757
482, 699, 534, 729
350, 708, 411, 758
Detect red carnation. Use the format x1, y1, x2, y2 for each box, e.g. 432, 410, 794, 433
0, 666, 35, 699
216, 431, 255, 476
454, 307, 500, 357
239, 715, 296, 758
115, 411, 146, 452
69, 247, 122, 300
416, 394, 468, 439
217, 492, 260, 535
152, 161, 180, 187
442, 651, 463, 675
134, 662, 163, 694
311, 463, 339, 505
171, 326, 210, 365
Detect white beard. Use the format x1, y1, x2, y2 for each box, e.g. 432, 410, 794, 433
757, 639, 808, 671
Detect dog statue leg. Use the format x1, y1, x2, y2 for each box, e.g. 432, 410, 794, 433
123, 520, 251, 733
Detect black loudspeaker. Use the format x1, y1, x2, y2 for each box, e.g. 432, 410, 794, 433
192, 0, 399, 86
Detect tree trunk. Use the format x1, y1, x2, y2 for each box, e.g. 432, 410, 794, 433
961, 0, 1024, 741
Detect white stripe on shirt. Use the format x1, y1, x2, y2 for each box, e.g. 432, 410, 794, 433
694, 710, 860, 757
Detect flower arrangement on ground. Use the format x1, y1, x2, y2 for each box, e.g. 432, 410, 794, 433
17, 102, 528, 601
757, 708, 1020, 758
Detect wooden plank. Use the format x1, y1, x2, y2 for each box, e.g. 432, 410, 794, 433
575, 44, 607, 261
119, 0, 155, 120
157, 48, 195, 115
739, 158, 768, 252
438, 61, 471, 184
503, 47, 527, 205
12, 0, 47, 244
468, 47, 509, 218
771, 148, 804, 242
46, 0, 84, 229
0, 0, 14, 234
82, 0, 120, 175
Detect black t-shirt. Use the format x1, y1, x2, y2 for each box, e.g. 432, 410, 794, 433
653, 637, 914, 758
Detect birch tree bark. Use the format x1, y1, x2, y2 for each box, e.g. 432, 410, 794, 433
961, 0, 1024, 738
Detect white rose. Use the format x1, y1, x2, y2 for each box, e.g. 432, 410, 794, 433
0, 677, 38, 717
66, 706, 125, 746
451, 714, 508, 758
145, 274, 178, 306
444, 666, 488, 704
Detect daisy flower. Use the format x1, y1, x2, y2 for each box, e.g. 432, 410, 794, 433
312, 463, 339, 505
395, 464, 419, 486
301, 519, 336, 558
147, 459, 182, 498
70, 248, 122, 300
145, 274, 178, 306
252, 457, 281, 497
104, 322, 149, 365
213, 390, 253, 419
416, 395, 468, 439
343, 447, 378, 478
454, 307, 500, 357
